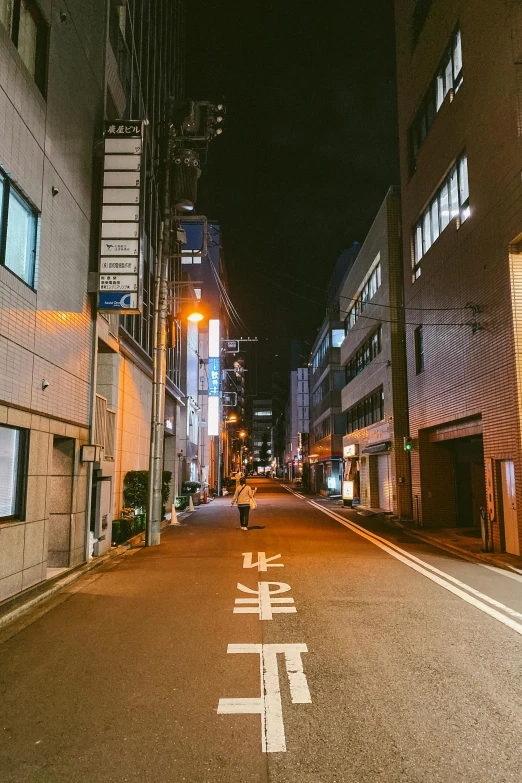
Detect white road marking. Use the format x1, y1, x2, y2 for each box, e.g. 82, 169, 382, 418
242, 552, 283, 571
234, 582, 296, 620
302, 499, 522, 638
217, 643, 311, 752
481, 564, 522, 584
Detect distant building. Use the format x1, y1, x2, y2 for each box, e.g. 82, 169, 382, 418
340, 189, 411, 516
284, 369, 309, 481
307, 244, 360, 494
252, 398, 273, 471
395, 0, 522, 550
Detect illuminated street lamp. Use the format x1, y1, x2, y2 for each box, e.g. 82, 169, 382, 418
187, 309, 204, 323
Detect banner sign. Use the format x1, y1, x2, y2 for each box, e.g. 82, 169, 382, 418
208, 357, 220, 397
98, 121, 144, 313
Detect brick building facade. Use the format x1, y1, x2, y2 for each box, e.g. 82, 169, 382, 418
395, 0, 522, 552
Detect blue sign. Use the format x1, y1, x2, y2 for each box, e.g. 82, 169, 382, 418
98, 292, 138, 311
208, 357, 220, 397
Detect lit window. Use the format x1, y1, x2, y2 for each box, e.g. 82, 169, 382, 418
344, 259, 381, 332
0, 171, 38, 287
412, 153, 469, 278
0, 0, 48, 95
0, 426, 27, 519
331, 329, 344, 348
410, 28, 463, 169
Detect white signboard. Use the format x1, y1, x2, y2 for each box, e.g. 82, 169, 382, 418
98, 121, 144, 314
99, 274, 139, 291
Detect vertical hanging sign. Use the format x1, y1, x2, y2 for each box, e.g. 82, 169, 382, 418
208, 319, 221, 436
98, 120, 144, 313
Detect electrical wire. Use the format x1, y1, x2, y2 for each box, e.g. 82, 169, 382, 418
206, 231, 470, 314
250, 270, 477, 329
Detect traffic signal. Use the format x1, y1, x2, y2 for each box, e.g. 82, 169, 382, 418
404, 436, 413, 451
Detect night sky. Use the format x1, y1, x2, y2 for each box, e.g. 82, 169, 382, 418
186, 0, 399, 387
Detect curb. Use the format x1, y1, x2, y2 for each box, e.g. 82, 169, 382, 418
384, 518, 522, 574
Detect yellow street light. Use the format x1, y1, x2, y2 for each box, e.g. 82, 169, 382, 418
187, 309, 204, 323
239, 430, 247, 439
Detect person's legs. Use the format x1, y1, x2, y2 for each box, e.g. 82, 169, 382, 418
238, 505, 249, 528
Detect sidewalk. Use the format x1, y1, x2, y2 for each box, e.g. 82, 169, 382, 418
0, 509, 197, 630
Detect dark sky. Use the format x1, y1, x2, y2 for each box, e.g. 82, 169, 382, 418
186, 0, 399, 384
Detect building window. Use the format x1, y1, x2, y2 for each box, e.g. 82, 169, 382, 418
409, 28, 463, 169
344, 259, 381, 331
0, 0, 49, 96
345, 326, 382, 383
0, 425, 28, 520
346, 387, 384, 435
411, 0, 434, 49
0, 170, 38, 287
312, 332, 330, 372
412, 152, 469, 279
414, 326, 424, 373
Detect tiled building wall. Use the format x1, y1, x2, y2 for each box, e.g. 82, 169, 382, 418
395, 0, 522, 542
0, 1, 106, 601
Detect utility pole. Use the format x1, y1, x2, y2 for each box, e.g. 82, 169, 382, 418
146, 100, 225, 546
147, 126, 171, 546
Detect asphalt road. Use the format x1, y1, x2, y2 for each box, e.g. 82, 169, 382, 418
2, 479, 522, 782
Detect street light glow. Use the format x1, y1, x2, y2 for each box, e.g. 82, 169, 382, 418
187, 310, 204, 323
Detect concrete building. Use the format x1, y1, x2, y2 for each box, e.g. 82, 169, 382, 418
0, 0, 106, 602
307, 245, 359, 495
340, 189, 411, 517
0, 0, 187, 604
284, 368, 309, 481
92, 0, 186, 545
395, 0, 522, 550
252, 397, 273, 471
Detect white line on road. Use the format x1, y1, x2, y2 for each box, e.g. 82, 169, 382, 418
242, 552, 283, 571
218, 643, 311, 752
234, 581, 296, 619
295, 497, 522, 638
480, 564, 522, 584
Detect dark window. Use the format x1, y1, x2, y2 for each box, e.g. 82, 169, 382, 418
0, 425, 28, 520
346, 387, 384, 435
415, 326, 424, 373
345, 326, 382, 383
0, 0, 49, 96
334, 414, 346, 436
411, 0, 434, 49
0, 169, 38, 287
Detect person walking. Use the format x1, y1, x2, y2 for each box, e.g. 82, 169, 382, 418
231, 477, 256, 530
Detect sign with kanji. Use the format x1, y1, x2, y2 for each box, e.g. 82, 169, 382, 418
98, 120, 144, 314
208, 357, 220, 397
